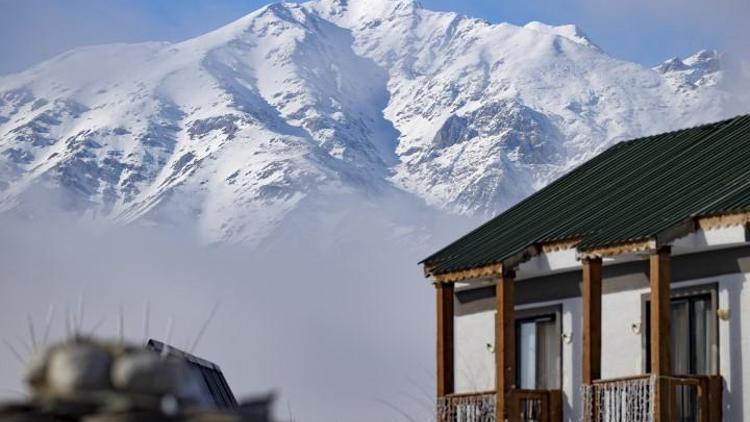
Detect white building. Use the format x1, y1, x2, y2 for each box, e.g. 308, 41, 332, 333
421, 115, 750, 421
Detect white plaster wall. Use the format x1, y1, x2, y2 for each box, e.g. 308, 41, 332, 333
596, 274, 750, 419
455, 269, 750, 421
598, 273, 750, 420
455, 309, 496, 393
600, 288, 648, 378
717, 272, 750, 420
560, 298, 582, 422
455, 298, 582, 421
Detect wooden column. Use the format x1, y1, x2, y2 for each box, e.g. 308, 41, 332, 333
436, 282, 455, 398
495, 271, 516, 420
650, 247, 671, 422
582, 257, 602, 385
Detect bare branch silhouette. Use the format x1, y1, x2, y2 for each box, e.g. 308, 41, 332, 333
118, 306, 125, 344
374, 397, 419, 422
26, 315, 37, 352
143, 301, 151, 343
41, 305, 54, 346
3, 339, 24, 365
76, 295, 86, 334
189, 301, 219, 354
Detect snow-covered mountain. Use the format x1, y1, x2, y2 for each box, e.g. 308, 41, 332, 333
0, 0, 745, 242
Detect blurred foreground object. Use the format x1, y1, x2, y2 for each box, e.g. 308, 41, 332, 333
0, 337, 276, 421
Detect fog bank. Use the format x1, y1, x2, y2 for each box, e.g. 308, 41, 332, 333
0, 193, 477, 421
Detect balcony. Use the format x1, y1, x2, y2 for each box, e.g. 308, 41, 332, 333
437, 391, 494, 421
581, 374, 722, 421
436, 389, 562, 422
514, 389, 563, 422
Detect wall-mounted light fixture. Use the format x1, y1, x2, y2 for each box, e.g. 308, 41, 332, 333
717, 308, 731, 321
561, 332, 573, 344
630, 322, 642, 335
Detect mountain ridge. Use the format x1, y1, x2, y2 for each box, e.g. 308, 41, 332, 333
0, 0, 746, 243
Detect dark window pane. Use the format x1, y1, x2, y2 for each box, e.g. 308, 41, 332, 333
518, 321, 537, 389
516, 312, 560, 390
644, 289, 717, 422
671, 300, 690, 375
692, 297, 711, 374
537, 319, 560, 389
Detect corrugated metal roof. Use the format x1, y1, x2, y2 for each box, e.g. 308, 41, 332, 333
423, 114, 750, 276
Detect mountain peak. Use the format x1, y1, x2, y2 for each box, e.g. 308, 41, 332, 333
523, 21, 598, 49
656, 49, 721, 72
655, 49, 723, 90
684, 49, 721, 69
655, 57, 688, 73
312, 0, 423, 20
318, 0, 422, 7
0, 0, 736, 244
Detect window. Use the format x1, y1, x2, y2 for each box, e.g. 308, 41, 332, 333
643, 283, 719, 422
643, 283, 719, 375
515, 306, 562, 390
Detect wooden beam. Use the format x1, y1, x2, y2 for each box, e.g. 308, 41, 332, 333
697, 211, 750, 231
432, 263, 502, 284
436, 282, 454, 398
578, 239, 656, 260
575, 211, 750, 261
650, 247, 671, 375
582, 257, 602, 385
540, 236, 583, 253
495, 271, 516, 420
650, 247, 671, 422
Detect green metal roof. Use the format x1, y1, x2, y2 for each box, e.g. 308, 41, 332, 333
423, 114, 750, 276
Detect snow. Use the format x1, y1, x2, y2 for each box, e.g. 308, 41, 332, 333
656, 49, 724, 90
0, 0, 746, 242
523, 21, 599, 49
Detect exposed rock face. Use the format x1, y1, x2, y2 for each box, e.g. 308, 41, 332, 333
0, 338, 270, 422
0, 0, 747, 242
655, 49, 724, 90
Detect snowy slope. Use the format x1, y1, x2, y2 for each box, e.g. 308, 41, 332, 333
0, 4, 398, 243
656, 49, 724, 90
310, 0, 737, 213
0, 0, 745, 242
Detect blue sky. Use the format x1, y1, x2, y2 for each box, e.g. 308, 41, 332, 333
0, 0, 747, 75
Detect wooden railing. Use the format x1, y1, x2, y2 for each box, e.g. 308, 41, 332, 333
437, 389, 562, 422
667, 375, 722, 422
512, 389, 562, 422
582, 374, 722, 422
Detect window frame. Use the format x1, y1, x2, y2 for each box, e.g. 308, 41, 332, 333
640, 282, 719, 375
514, 304, 563, 390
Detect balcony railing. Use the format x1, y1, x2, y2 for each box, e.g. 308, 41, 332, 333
581, 374, 722, 422
436, 389, 562, 422
437, 391, 495, 422
514, 389, 563, 422
668, 375, 722, 422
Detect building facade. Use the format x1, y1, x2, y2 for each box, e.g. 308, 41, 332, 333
422, 115, 750, 421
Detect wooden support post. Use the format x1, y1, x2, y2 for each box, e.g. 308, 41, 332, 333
495, 271, 516, 421
582, 257, 603, 385
436, 282, 455, 399
650, 247, 671, 422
